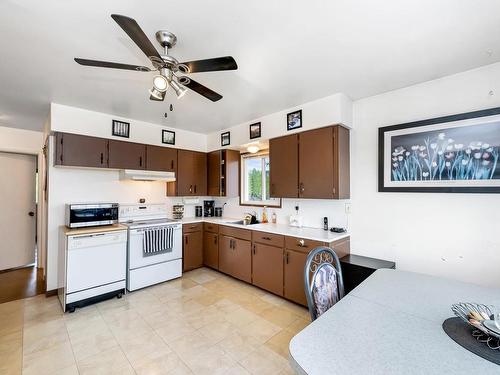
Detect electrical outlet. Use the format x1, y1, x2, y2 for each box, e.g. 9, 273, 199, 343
345, 203, 351, 214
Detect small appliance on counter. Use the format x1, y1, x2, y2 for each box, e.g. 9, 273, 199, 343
65, 203, 119, 228
172, 205, 184, 219
215, 207, 223, 217
195, 206, 203, 217
204, 200, 215, 217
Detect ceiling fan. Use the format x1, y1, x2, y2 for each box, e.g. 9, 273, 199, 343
74, 14, 238, 102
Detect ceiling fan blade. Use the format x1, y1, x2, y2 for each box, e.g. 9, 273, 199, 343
75, 58, 151, 71
179, 77, 223, 102
111, 14, 162, 61
178, 56, 237, 73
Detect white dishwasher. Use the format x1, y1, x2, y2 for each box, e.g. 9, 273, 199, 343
58, 227, 127, 312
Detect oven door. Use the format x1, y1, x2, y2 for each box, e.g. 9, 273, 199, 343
128, 224, 182, 270
67, 204, 119, 228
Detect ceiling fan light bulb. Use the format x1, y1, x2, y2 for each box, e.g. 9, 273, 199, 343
149, 87, 165, 101
170, 79, 187, 99
153, 75, 168, 92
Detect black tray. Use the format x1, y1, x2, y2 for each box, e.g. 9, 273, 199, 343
443, 317, 500, 366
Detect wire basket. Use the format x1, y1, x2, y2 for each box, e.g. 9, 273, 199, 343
452, 302, 500, 350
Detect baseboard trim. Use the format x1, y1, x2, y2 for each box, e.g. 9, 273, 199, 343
45, 289, 57, 297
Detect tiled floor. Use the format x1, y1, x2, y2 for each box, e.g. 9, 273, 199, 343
0, 267, 310, 374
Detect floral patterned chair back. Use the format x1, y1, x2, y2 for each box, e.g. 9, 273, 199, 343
304, 246, 345, 321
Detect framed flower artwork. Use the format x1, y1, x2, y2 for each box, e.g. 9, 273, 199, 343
378, 107, 500, 193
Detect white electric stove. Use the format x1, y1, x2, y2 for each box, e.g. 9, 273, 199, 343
120, 204, 182, 291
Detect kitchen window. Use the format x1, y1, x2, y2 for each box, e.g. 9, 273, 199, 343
240, 152, 281, 207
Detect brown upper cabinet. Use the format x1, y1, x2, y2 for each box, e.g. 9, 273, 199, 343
269, 134, 298, 198
146, 145, 177, 172
55, 133, 108, 168
207, 149, 240, 197
108, 139, 146, 170
171, 150, 207, 196
269, 125, 350, 199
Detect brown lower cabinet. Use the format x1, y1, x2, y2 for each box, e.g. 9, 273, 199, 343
183, 225, 203, 272
203, 231, 219, 269
252, 243, 284, 296
219, 235, 252, 283
284, 249, 308, 305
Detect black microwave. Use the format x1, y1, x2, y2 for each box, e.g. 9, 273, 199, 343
65, 203, 119, 228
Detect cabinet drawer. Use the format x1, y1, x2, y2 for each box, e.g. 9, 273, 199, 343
252, 231, 284, 248
204, 222, 219, 234
219, 225, 252, 241
285, 236, 325, 253
183, 223, 203, 233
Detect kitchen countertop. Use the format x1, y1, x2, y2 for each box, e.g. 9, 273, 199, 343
289, 269, 500, 374
177, 216, 350, 242
62, 224, 128, 236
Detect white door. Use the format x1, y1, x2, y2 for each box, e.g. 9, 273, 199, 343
0, 152, 37, 270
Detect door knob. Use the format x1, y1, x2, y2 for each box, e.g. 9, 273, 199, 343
28, 211, 35, 217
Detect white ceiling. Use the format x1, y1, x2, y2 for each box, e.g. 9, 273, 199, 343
1, 0, 500, 133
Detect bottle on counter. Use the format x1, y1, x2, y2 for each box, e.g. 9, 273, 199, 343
262, 206, 268, 223
271, 211, 277, 224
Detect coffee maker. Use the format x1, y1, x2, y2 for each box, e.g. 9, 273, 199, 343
203, 200, 215, 217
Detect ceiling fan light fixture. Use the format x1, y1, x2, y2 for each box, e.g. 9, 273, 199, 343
149, 87, 166, 101
152, 75, 168, 92
170, 79, 187, 99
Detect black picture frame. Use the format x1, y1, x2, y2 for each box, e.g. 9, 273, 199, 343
221, 131, 230, 146
112, 120, 130, 138
378, 106, 500, 194
249, 122, 261, 139
162, 130, 175, 145
287, 109, 302, 131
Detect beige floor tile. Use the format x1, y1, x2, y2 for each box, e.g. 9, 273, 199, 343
23, 341, 76, 375
0, 310, 23, 337
185, 271, 217, 284
0, 330, 22, 375
132, 349, 192, 375
119, 329, 171, 366
279, 300, 309, 317
213, 298, 241, 314
23, 318, 70, 355
164, 277, 198, 291
0, 299, 24, 315
239, 345, 288, 375
197, 320, 238, 344
259, 306, 299, 328
77, 346, 134, 375
237, 317, 282, 344
139, 304, 175, 327
154, 318, 197, 343
191, 291, 225, 307
51, 364, 80, 375
224, 307, 260, 328
168, 331, 213, 361
285, 317, 310, 335
183, 346, 237, 375
64, 309, 105, 335
185, 305, 227, 329
264, 330, 295, 358
217, 331, 261, 362
260, 293, 286, 306
68, 324, 119, 362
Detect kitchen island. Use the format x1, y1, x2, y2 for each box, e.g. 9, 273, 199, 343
289, 269, 500, 374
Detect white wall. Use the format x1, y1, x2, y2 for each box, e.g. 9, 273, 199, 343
351, 62, 500, 288
51, 103, 207, 152
206, 93, 353, 151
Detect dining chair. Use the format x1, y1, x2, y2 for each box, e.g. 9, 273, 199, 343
304, 246, 345, 321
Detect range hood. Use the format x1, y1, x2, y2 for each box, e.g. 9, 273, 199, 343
119, 169, 176, 182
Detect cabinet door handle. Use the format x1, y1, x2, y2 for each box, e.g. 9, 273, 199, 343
185, 236, 188, 245
100, 152, 104, 164
253, 244, 256, 255
298, 239, 306, 247
171, 160, 174, 170
139, 156, 143, 167
262, 236, 272, 241
299, 182, 305, 194
194, 184, 197, 194
214, 235, 217, 245
285, 252, 289, 264
189, 185, 193, 193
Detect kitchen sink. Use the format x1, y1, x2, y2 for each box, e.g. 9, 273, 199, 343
229, 220, 259, 225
